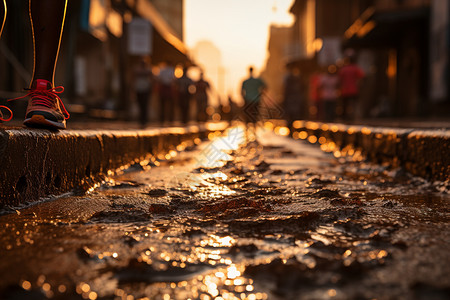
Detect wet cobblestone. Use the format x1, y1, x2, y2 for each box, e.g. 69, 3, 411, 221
0, 126, 448, 300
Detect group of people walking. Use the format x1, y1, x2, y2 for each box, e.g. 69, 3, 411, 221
235, 51, 365, 132
0, 0, 364, 131
283, 52, 365, 124
133, 59, 210, 127
314, 54, 365, 122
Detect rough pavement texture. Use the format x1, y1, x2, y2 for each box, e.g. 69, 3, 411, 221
290, 121, 449, 181
0, 126, 448, 300
0, 123, 227, 206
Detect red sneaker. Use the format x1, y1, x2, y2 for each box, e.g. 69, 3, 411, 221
11, 79, 70, 129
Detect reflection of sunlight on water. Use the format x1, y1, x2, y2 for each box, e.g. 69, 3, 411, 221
76, 282, 98, 299
85, 229, 302, 299
118, 231, 269, 298
199, 172, 236, 197
195, 264, 268, 300
219, 127, 246, 151
196, 127, 246, 168
274, 126, 290, 136
169, 173, 236, 199
200, 235, 235, 248
182, 234, 269, 298
226, 265, 241, 279
310, 226, 335, 246
168, 171, 235, 198
310, 225, 355, 246
196, 182, 236, 199
201, 171, 228, 182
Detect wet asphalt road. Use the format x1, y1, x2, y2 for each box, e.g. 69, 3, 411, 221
0, 126, 449, 300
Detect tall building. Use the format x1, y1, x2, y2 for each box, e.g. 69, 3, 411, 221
288, 0, 370, 66
261, 26, 293, 105
148, 0, 184, 41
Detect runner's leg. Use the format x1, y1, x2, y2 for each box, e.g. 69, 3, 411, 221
0, 0, 6, 38
29, 0, 67, 86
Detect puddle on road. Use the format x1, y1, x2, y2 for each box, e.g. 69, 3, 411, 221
0, 126, 449, 300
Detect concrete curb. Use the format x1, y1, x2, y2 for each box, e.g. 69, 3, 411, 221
290, 121, 449, 182
0, 123, 228, 206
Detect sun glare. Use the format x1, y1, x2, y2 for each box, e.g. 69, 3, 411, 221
184, 0, 294, 100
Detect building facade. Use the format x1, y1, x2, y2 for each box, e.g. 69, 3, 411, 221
345, 0, 449, 117
0, 0, 189, 121
269, 0, 449, 120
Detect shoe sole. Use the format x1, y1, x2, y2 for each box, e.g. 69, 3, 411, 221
24, 115, 66, 129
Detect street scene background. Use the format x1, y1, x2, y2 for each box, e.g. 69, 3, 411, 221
0, 1, 449, 300
0, 0, 449, 124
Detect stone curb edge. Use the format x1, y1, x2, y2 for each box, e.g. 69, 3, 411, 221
289, 121, 449, 182
0, 123, 228, 206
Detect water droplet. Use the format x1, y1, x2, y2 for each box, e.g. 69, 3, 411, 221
21, 280, 31, 290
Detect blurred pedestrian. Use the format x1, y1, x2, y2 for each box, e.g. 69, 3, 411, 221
221, 96, 233, 122
241, 66, 266, 126
194, 72, 210, 122
175, 66, 194, 124
319, 65, 339, 122
309, 69, 324, 120
158, 60, 175, 124
133, 58, 154, 127
227, 94, 239, 121
338, 50, 365, 121
282, 66, 303, 129
0, 0, 70, 129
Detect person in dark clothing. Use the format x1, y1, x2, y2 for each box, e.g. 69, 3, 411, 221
133, 58, 154, 127
157, 61, 175, 124
175, 66, 194, 124
195, 72, 210, 122
241, 66, 266, 125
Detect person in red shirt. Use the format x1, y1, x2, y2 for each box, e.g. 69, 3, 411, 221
309, 70, 323, 120
338, 53, 365, 121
